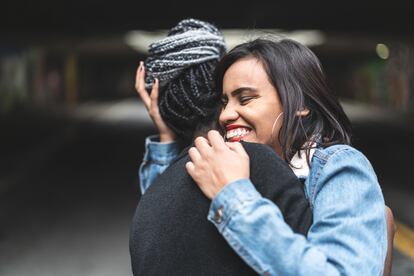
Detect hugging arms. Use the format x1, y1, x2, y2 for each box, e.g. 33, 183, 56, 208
132, 19, 390, 275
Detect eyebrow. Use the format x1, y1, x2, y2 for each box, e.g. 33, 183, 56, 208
229, 87, 258, 97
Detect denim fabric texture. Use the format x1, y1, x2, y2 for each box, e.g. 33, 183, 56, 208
139, 135, 180, 194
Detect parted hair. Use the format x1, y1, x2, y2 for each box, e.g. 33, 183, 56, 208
144, 19, 226, 145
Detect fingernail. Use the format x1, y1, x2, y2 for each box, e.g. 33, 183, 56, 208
153, 78, 157, 84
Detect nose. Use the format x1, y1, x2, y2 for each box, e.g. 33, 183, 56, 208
219, 103, 239, 126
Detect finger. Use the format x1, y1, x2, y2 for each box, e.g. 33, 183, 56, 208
135, 62, 151, 108
149, 78, 160, 113
194, 136, 212, 157
134, 62, 144, 91
188, 147, 202, 163
185, 161, 195, 177
207, 130, 227, 150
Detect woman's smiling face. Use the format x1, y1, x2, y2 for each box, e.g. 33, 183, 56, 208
219, 57, 284, 155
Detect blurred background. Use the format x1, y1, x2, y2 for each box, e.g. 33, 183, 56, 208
1, 1, 414, 275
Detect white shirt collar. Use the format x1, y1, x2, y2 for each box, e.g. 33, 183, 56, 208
289, 146, 316, 179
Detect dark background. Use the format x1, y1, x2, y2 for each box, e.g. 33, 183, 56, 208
2, 1, 413, 35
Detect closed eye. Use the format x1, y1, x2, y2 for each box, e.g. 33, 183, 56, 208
221, 97, 228, 107
240, 96, 255, 105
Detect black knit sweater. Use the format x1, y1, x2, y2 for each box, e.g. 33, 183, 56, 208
130, 141, 312, 275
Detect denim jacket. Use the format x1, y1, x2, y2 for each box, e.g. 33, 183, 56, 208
138, 135, 387, 276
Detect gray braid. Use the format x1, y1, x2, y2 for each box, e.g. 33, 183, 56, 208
144, 18, 226, 89
143, 18, 226, 144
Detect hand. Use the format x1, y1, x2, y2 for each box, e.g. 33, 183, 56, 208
185, 130, 250, 200
135, 61, 176, 142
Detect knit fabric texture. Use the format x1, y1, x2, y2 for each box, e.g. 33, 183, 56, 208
130, 141, 313, 275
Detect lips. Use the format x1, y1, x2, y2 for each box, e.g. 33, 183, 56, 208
225, 125, 252, 142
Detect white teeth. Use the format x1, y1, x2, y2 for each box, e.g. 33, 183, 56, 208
225, 128, 251, 139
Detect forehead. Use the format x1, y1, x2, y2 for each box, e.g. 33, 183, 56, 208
223, 57, 270, 92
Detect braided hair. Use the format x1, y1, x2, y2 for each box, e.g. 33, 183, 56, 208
144, 18, 226, 145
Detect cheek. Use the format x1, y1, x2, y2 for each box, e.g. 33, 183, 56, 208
257, 112, 282, 143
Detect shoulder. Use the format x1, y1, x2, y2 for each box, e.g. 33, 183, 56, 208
241, 141, 278, 155
313, 144, 368, 164
311, 144, 377, 181
312, 144, 376, 175
241, 141, 293, 173
306, 144, 381, 206
241, 141, 285, 164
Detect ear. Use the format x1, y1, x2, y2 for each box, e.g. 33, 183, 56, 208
296, 108, 310, 117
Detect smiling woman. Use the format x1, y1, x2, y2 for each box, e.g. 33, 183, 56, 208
185, 38, 389, 275
219, 57, 284, 153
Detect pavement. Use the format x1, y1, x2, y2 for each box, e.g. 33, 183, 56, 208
0, 98, 413, 275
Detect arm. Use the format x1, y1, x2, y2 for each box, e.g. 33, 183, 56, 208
135, 61, 178, 194
135, 61, 176, 143
187, 133, 387, 275
383, 206, 395, 276
139, 135, 180, 194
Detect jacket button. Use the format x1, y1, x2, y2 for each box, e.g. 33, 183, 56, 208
214, 206, 224, 223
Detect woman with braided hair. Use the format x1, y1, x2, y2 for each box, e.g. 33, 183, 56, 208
135, 18, 227, 192
130, 19, 313, 275
140, 18, 226, 146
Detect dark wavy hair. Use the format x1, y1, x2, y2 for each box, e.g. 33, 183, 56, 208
214, 38, 352, 163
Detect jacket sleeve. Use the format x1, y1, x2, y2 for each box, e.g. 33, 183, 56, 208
139, 135, 180, 194
207, 147, 387, 276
